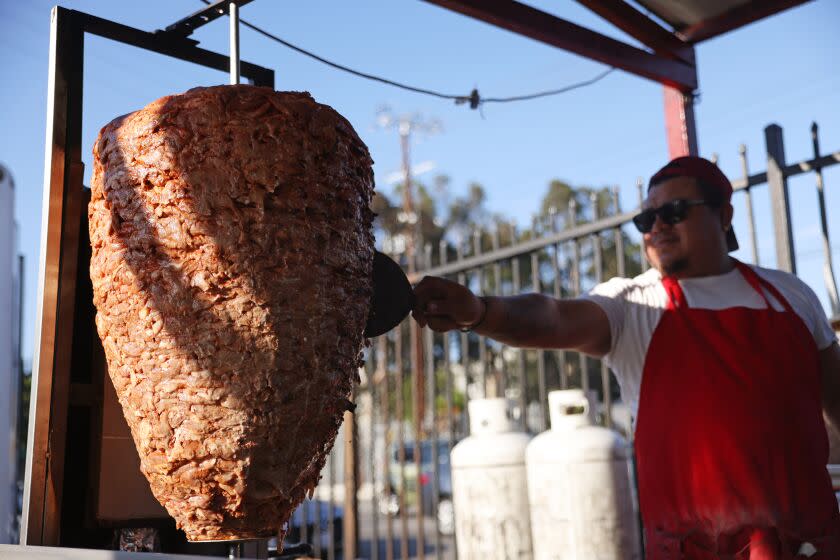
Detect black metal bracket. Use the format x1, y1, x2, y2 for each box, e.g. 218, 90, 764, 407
162, 0, 254, 37
78, 8, 273, 86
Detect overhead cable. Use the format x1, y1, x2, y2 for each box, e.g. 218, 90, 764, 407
198, 0, 615, 109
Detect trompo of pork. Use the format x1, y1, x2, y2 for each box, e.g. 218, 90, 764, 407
88, 85, 374, 541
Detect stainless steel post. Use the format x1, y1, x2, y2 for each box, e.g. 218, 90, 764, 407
229, 2, 240, 84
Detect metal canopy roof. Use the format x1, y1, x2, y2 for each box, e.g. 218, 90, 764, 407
636, 0, 811, 42
636, 0, 754, 30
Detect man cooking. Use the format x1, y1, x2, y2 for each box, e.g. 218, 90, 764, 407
412, 156, 840, 559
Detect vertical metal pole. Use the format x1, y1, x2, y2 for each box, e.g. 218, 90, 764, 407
613, 187, 626, 279
327, 452, 336, 560
510, 227, 528, 430
425, 326, 441, 560
423, 235, 434, 541
473, 231, 487, 397
423, 237, 435, 539
550, 210, 568, 390
380, 336, 395, 560
369, 354, 380, 560
530, 248, 547, 432
613, 188, 627, 428
23, 6, 84, 546
396, 123, 425, 560
395, 325, 409, 560
591, 193, 611, 428
491, 228, 505, 395
413, 332, 425, 560
229, 2, 240, 85
739, 145, 760, 266
811, 122, 840, 315
453, 238, 465, 551
569, 201, 587, 393
440, 240, 455, 448
663, 84, 699, 158
457, 243, 469, 443
637, 179, 648, 272
343, 389, 359, 560
441, 240, 458, 560
765, 124, 796, 274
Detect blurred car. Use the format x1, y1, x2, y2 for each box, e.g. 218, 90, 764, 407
382, 439, 456, 535
419, 447, 454, 535
284, 498, 343, 558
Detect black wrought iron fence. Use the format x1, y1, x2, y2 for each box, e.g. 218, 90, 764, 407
300, 122, 840, 560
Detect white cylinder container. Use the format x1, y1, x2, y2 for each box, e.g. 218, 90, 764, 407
451, 398, 533, 560
526, 390, 640, 560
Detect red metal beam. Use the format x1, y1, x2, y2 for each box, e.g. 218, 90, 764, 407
679, 0, 812, 43
575, 0, 694, 64
422, 0, 697, 91
664, 86, 698, 157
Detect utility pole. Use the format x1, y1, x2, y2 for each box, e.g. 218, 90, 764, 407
377, 108, 440, 268
399, 119, 419, 270
376, 107, 440, 560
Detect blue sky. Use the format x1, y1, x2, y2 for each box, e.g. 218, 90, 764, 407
1, 0, 839, 361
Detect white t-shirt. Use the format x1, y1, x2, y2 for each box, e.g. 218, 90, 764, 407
581, 264, 838, 431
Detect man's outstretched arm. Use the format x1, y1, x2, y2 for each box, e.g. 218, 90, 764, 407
412, 276, 612, 357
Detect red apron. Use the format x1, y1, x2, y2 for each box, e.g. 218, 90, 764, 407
634, 260, 840, 559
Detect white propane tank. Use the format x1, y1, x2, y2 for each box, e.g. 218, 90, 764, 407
526, 390, 641, 560
451, 398, 533, 560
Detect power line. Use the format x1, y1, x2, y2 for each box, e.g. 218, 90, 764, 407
198, 0, 615, 109
481, 68, 615, 103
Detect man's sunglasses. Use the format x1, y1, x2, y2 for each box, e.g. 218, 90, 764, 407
632, 199, 709, 234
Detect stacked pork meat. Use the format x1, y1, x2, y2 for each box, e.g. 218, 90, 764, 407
89, 85, 374, 541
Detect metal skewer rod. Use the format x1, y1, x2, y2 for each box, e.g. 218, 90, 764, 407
229, 2, 240, 84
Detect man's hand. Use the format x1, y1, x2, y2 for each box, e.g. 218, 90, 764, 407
412, 276, 484, 332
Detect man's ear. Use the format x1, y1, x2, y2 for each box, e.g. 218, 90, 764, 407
721, 203, 734, 232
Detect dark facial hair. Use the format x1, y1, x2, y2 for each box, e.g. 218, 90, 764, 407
662, 257, 689, 277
